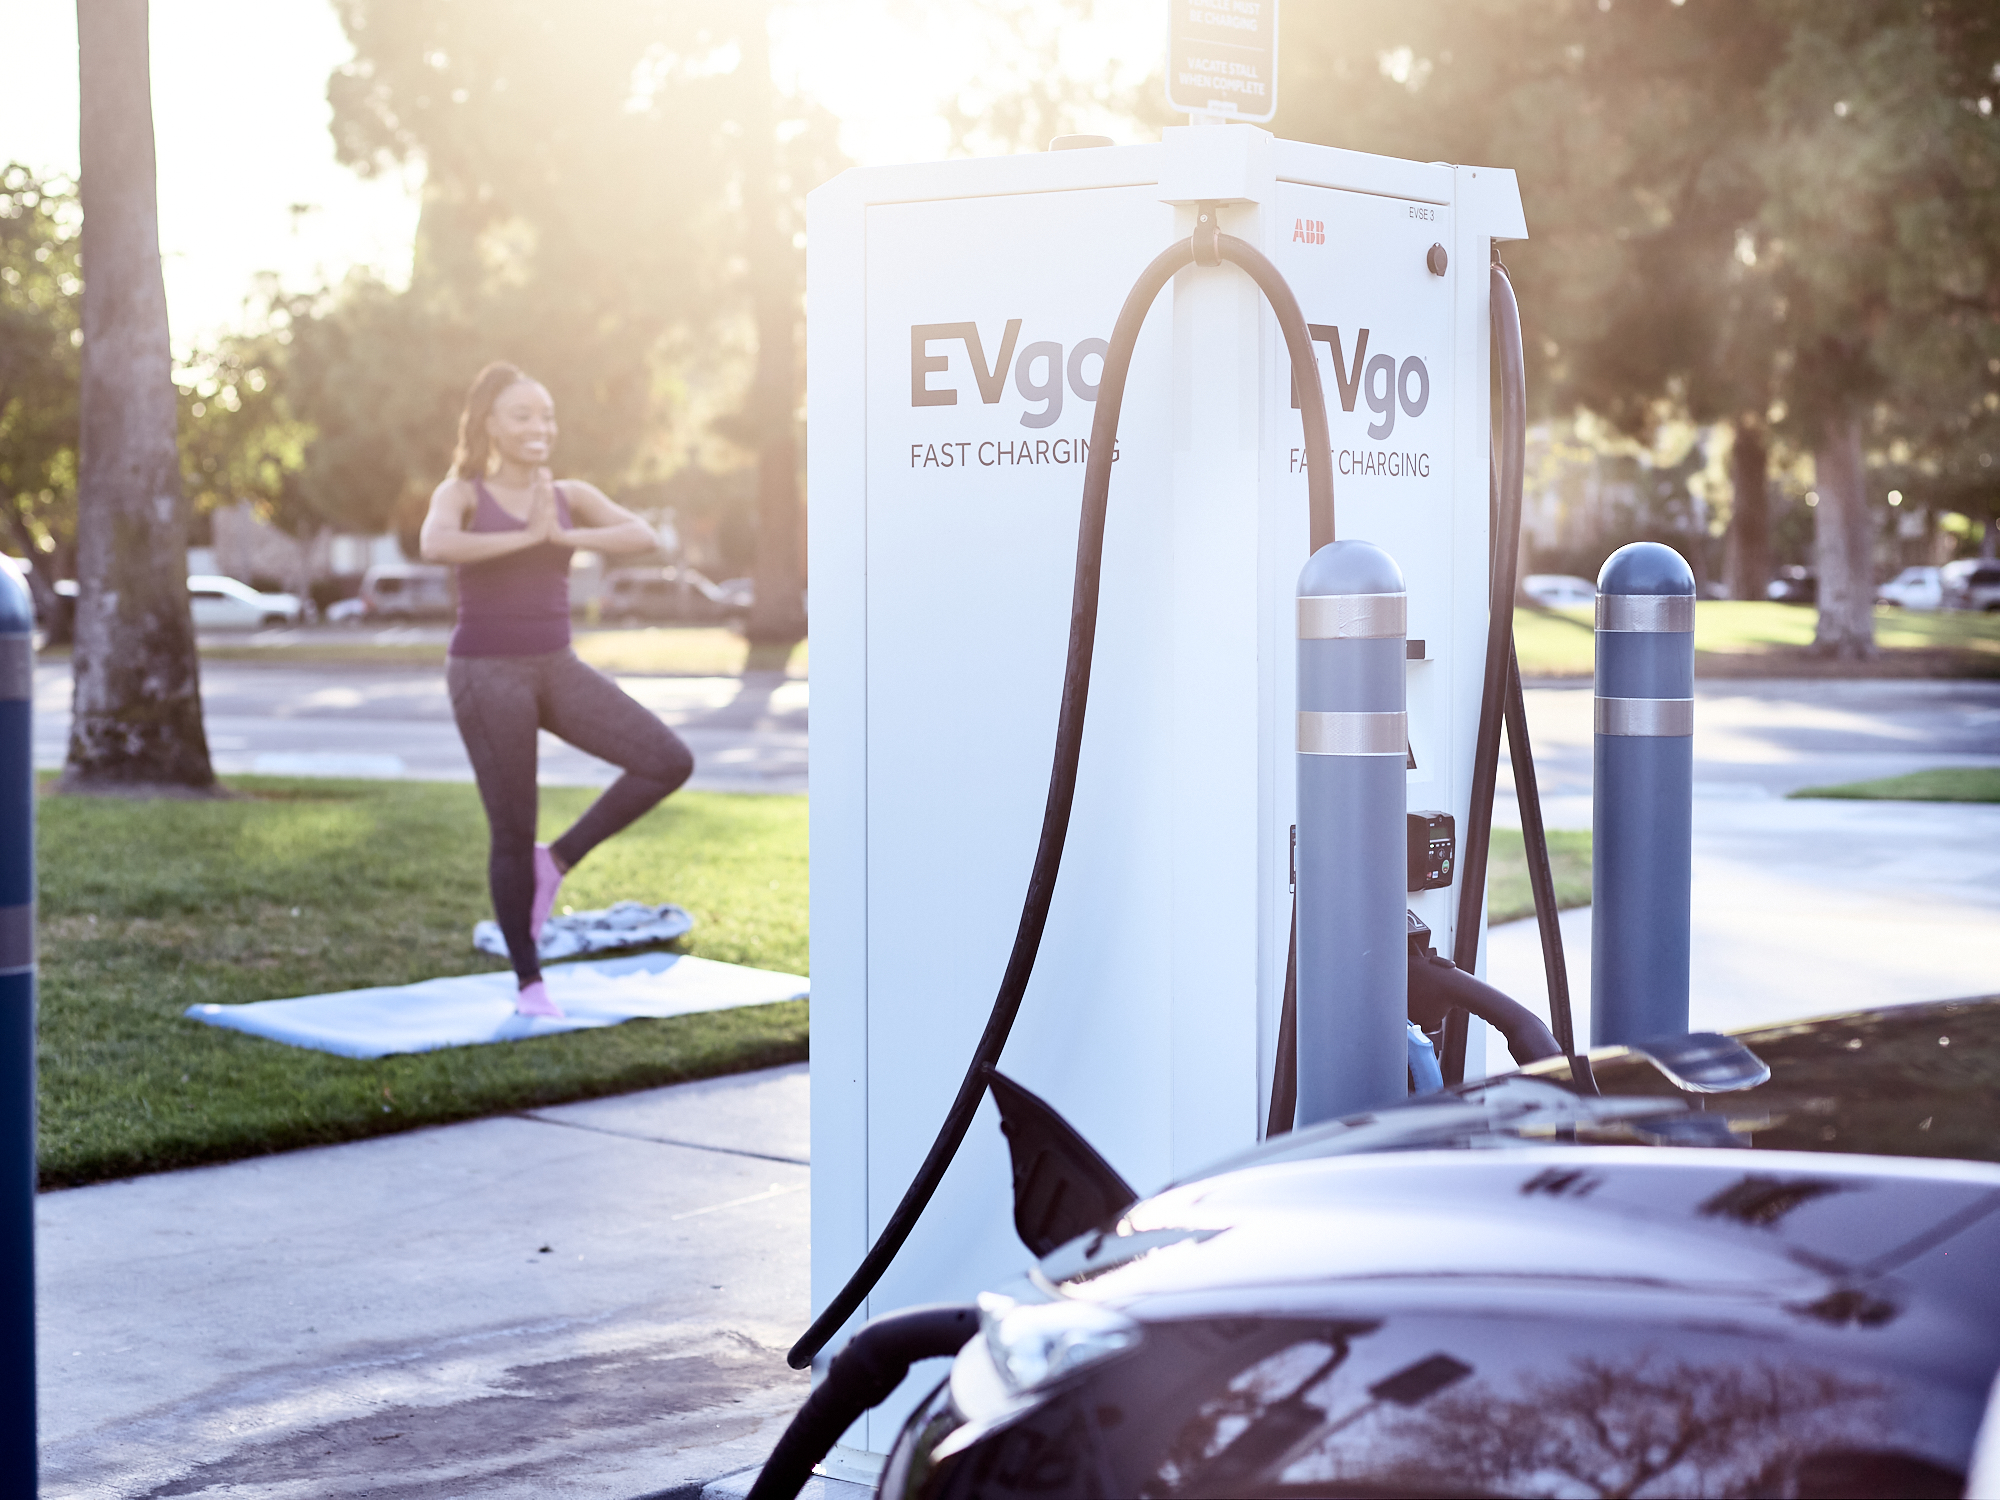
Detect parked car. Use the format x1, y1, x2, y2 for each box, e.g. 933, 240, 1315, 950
1766, 564, 1817, 604
832, 996, 2000, 1500
599, 564, 745, 624
358, 564, 454, 621
187, 574, 302, 629
1942, 559, 2000, 612
1520, 573, 1595, 609
1878, 564, 1943, 611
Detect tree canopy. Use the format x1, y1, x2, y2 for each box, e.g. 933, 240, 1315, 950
273, 0, 841, 603
0, 166, 308, 633
1266, 0, 2000, 650
0, 165, 82, 617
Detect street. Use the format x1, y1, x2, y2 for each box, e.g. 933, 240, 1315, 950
33, 664, 1995, 807
1501, 676, 2000, 807
1490, 677, 2000, 1043
31, 661, 808, 794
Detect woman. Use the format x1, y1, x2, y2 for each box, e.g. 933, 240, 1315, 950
421, 362, 694, 1017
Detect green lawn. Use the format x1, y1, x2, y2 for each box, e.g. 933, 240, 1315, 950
40, 772, 1592, 1188
1486, 826, 1592, 926
38, 780, 807, 1189
1789, 767, 2000, 803
1513, 601, 2000, 680
1512, 606, 1598, 678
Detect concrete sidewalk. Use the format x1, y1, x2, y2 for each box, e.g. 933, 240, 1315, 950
40, 1066, 819, 1499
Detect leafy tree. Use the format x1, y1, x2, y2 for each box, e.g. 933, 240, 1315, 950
177, 327, 314, 534
1268, 0, 2000, 653
1, 168, 310, 647
0, 165, 82, 637
314, 0, 841, 645
67, 0, 212, 790
1755, 1, 2000, 650
263, 275, 477, 539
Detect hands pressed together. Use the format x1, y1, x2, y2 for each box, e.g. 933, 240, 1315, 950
523, 468, 572, 548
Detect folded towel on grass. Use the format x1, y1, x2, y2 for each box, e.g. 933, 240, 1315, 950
184, 950, 808, 1059
473, 900, 695, 962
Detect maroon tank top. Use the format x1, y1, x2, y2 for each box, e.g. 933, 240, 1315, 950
448, 479, 575, 658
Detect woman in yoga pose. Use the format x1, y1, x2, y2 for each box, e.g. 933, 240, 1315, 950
421, 362, 694, 1017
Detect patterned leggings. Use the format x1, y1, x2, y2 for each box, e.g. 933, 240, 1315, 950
447, 649, 694, 984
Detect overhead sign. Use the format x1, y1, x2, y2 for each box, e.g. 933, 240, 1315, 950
1166, 0, 1279, 123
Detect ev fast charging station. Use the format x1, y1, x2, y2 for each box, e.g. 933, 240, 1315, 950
805, 123, 1527, 1459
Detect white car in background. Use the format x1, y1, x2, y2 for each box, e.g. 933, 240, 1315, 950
187, 574, 303, 629
1521, 573, 1596, 609
1877, 564, 1943, 611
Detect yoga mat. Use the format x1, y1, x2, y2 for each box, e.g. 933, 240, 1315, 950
184, 951, 808, 1059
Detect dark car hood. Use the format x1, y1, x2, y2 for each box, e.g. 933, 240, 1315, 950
1044, 1146, 1992, 1294
1033, 1147, 2000, 1383
1205, 994, 2000, 1176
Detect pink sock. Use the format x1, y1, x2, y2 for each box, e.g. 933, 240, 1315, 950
515, 979, 564, 1018
531, 844, 565, 941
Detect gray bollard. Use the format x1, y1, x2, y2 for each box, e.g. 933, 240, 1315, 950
1296, 540, 1408, 1125
0, 567, 30, 1486
1591, 542, 1695, 1047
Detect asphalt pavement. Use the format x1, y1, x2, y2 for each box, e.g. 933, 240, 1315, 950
1502, 676, 2000, 803
1488, 677, 2000, 1048
31, 662, 808, 794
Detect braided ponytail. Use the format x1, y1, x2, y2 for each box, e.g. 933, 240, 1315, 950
450, 361, 531, 480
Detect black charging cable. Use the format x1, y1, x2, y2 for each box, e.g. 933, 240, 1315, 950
1442, 262, 1532, 1083
750, 1305, 979, 1500
787, 214, 1336, 1371
1505, 636, 1575, 1053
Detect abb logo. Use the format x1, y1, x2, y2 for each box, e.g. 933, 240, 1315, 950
1293, 218, 1326, 245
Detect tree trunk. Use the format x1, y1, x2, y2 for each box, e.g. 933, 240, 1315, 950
1724, 420, 1770, 604
68, 0, 213, 790
1809, 409, 1876, 660
736, 1, 807, 656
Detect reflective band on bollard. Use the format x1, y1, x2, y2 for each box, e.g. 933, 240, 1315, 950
1295, 543, 1408, 1125
1591, 542, 1694, 1048
0, 567, 31, 1489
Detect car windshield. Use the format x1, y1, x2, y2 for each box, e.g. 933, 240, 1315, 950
1208, 996, 2000, 1177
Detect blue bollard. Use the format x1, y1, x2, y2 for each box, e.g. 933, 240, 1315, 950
0, 568, 30, 1486
1295, 540, 1408, 1124
1591, 543, 1695, 1047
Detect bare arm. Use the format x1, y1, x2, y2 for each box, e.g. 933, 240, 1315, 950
418, 477, 549, 564
555, 482, 658, 556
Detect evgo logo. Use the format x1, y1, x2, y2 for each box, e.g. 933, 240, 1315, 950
1290, 324, 1431, 441
911, 321, 1109, 429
